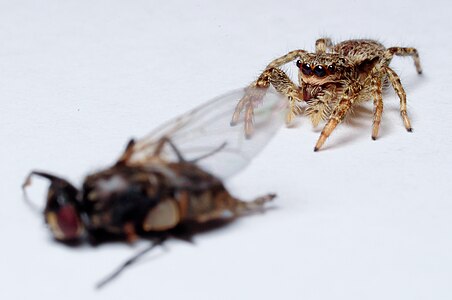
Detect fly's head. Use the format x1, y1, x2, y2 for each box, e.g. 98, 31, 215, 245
296, 53, 349, 86
23, 172, 85, 242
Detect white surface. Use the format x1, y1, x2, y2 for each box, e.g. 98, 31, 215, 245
1, 0, 451, 299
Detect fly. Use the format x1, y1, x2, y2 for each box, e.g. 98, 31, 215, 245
22, 87, 286, 288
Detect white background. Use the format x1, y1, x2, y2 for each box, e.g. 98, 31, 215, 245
1, 0, 451, 299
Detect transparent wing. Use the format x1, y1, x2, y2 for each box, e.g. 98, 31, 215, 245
125, 87, 287, 179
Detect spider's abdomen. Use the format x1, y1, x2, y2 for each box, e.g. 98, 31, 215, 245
333, 39, 386, 63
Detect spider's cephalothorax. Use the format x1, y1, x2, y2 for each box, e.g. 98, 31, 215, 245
233, 38, 422, 151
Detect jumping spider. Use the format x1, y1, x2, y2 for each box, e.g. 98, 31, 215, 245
231, 38, 422, 151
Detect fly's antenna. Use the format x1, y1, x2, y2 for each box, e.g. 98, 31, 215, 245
96, 237, 166, 289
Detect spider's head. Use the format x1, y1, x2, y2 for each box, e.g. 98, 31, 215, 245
296, 53, 349, 85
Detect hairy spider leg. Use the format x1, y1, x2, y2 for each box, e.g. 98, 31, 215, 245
231, 50, 306, 128
372, 78, 384, 140
385, 66, 412, 131
314, 93, 358, 151
386, 47, 422, 74
315, 38, 333, 53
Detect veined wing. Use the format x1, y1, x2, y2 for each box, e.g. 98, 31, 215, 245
124, 87, 287, 179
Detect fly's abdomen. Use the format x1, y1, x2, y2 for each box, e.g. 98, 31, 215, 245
185, 188, 231, 222
141, 187, 231, 231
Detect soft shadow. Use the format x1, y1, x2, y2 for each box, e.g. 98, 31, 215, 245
87, 215, 271, 289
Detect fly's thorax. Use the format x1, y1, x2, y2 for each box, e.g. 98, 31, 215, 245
81, 166, 168, 235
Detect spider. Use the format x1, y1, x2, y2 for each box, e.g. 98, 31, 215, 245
231, 38, 422, 151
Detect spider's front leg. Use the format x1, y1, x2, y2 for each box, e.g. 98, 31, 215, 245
315, 38, 333, 53
314, 91, 358, 151
371, 78, 384, 140
231, 50, 306, 136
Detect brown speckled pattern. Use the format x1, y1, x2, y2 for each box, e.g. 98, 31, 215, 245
233, 38, 422, 151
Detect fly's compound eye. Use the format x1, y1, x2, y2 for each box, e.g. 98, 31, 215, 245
313, 65, 327, 77
44, 179, 84, 242
46, 203, 83, 241
301, 63, 312, 75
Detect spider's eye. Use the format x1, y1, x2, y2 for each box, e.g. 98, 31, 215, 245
313, 65, 327, 77
301, 63, 312, 75
327, 65, 335, 73
296, 60, 302, 68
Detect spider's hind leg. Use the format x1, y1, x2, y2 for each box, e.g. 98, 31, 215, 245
384, 66, 413, 132
386, 47, 422, 74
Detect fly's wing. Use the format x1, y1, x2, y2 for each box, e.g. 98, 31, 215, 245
124, 87, 287, 179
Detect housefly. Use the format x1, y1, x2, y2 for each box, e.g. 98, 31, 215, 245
22, 87, 287, 288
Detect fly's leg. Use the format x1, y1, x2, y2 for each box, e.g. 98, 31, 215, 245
385, 47, 422, 74
22, 171, 76, 214
385, 66, 412, 132
231, 50, 306, 135
96, 237, 166, 289
124, 223, 139, 243
117, 137, 187, 165
153, 137, 186, 162
314, 92, 358, 151
315, 38, 333, 53
189, 142, 227, 164
372, 79, 384, 140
